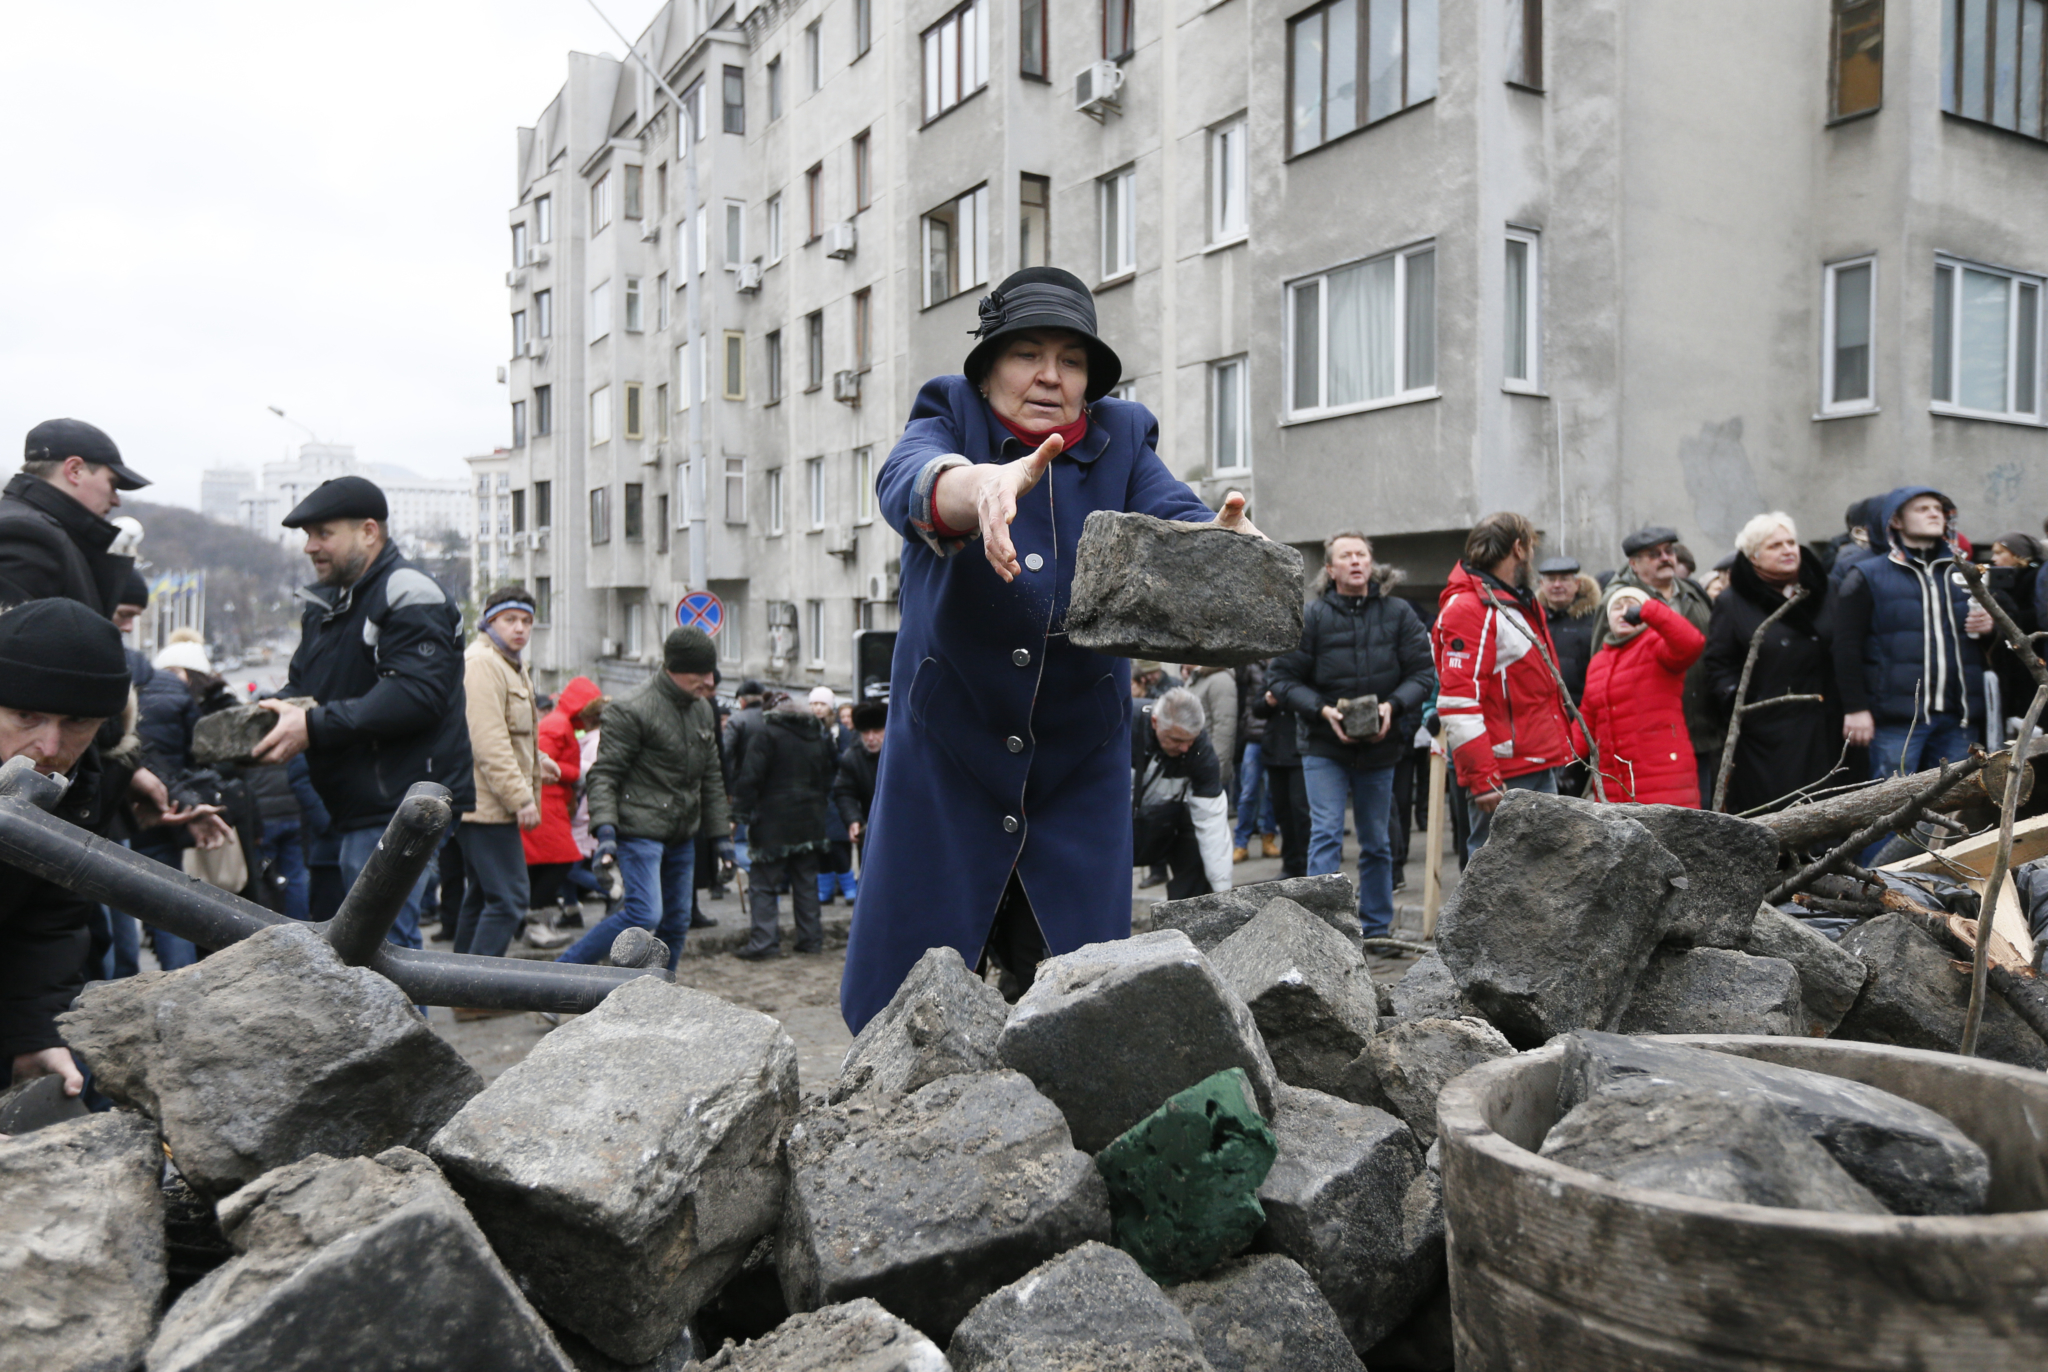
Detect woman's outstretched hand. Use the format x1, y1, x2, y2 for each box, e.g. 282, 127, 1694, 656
933, 433, 1064, 582
1216, 490, 1265, 539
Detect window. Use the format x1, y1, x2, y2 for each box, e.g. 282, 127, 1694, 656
535, 290, 553, 337
767, 467, 785, 534
511, 400, 528, 447
1287, 242, 1438, 418
807, 456, 826, 526
725, 456, 747, 523
512, 309, 529, 355
656, 272, 669, 329
856, 0, 873, 55
1104, 0, 1132, 58
696, 207, 708, 275
1110, 381, 1136, 401
768, 194, 784, 261
625, 277, 644, 332
720, 611, 744, 664
1211, 119, 1247, 242
723, 64, 746, 133
511, 222, 528, 267
769, 56, 784, 120
724, 200, 745, 267
625, 382, 644, 439
1212, 358, 1248, 471
589, 486, 612, 543
807, 599, 826, 664
624, 482, 645, 540
676, 460, 694, 524
807, 311, 826, 390
534, 576, 552, 622
806, 164, 824, 241
681, 76, 707, 142
724, 331, 746, 399
590, 280, 612, 341
512, 488, 526, 533
623, 602, 643, 657
1943, 0, 2044, 138
657, 494, 670, 553
590, 385, 613, 443
854, 446, 875, 522
1019, 174, 1050, 268
854, 288, 873, 370
923, 184, 990, 306
535, 195, 552, 243
1289, 0, 1439, 155
534, 387, 552, 437
806, 20, 823, 90
657, 383, 669, 437
1022, 0, 1048, 76
1507, 0, 1542, 89
1099, 168, 1135, 280
854, 131, 873, 211
767, 330, 786, 401
592, 172, 612, 232
677, 341, 694, 409
1822, 256, 1876, 415
1504, 229, 1541, 392
623, 165, 643, 219
1933, 256, 2042, 421
922, 0, 990, 123
658, 162, 668, 216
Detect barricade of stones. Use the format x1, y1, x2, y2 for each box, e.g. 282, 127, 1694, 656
4, 788, 2038, 1372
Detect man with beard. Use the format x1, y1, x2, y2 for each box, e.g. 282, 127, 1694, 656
250, 476, 473, 950
1433, 512, 1574, 855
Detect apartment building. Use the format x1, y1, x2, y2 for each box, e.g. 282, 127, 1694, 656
501, 0, 2048, 691
241, 443, 471, 554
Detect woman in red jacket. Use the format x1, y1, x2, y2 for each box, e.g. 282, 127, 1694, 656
1579, 587, 1707, 807
523, 676, 604, 910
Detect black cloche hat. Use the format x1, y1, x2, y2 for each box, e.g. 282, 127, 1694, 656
965, 267, 1124, 403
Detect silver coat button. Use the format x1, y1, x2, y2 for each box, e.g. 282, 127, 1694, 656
1003, 815, 1020, 833
1012, 649, 1031, 667
1024, 552, 1044, 571
1007, 736, 1024, 753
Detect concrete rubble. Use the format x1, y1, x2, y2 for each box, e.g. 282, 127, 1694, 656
1624, 805, 1781, 948
1166, 1253, 1366, 1372
1835, 914, 2048, 1071
1209, 898, 1378, 1101
698, 1299, 948, 1371
189, 700, 316, 767
1740, 903, 1871, 1036
1150, 873, 1360, 952
946, 1241, 1214, 1371
1352, 1017, 1516, 1147
1064, 509, 1305, 668
832, 945, 1008, 1104
1613, 946, 1804, 1037
58, 921, 481, 1198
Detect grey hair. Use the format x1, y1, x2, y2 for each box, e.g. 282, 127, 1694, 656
1735, 512, 1798, 561
1323, 529, 1372, 564
1153, 686, 1207, 735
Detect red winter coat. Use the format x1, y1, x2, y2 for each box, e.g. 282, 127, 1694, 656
1433, 563, 1575, 794
1579, 599, 1707, 807
522, 676, 602, 864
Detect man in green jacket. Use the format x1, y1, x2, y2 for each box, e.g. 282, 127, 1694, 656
554, 627, 731, 971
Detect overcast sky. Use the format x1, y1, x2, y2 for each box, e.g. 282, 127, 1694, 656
1, 0, 665, 510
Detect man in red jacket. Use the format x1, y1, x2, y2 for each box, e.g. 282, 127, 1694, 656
1433, 512, 1576, 856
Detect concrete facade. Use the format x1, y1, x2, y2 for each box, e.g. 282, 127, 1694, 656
501, 0, 2048, 691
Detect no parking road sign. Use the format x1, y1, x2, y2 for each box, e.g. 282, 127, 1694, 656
676, 590, 724, 636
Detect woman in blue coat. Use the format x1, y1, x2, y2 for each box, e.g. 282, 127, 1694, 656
842, 267, 1260, 1032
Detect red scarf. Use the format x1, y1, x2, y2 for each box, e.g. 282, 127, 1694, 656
995, 413, 1089, 452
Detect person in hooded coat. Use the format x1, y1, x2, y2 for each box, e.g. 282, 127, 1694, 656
842, 266, 1261, 1033
1702, 512, 1840, 814
524, 675, 602, 911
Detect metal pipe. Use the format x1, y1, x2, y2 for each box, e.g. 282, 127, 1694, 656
368, 945, 656, 1013
325, 782, 452, 965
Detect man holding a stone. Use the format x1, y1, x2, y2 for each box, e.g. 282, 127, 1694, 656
843, 265, 1258, 1033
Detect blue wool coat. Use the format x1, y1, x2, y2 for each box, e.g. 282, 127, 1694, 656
841, 375, 1214, 1032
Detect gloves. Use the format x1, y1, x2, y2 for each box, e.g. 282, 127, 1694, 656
593, 825, 618, 866
714, 837, 738, 867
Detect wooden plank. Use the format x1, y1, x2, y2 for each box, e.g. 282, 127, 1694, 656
1421, 745, 1449, 941
1883, 815, 2044, 966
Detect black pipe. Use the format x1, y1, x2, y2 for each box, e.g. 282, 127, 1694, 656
371, 945, 657, 1012
325, 783, 453, 965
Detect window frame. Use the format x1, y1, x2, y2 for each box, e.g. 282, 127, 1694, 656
806, 455, 827, 528
1099, 167, 1136, 283
724, 456, 748, 524
1019, 173, 1051, 269
724, 199, 746, 268
1284, 240, 1440, 422
534, 290, 552, 338
1209, 118, 1247, 246
723, 63, 746, 133
769, 56, 784, 120
1211, 356, 1250, 474
534, 479, 552, 528
656, 272, 669, 330
766, 466, 786, 535
767, 193, 784, 262
624, 276, 644, 332
853, 288, 873, 371
1503, 228, 1542, 395
1829, 0, 1884, 121
1931, 253, 2044, 424
590, 384, 614, 444
534, 387, 553, 437
723, 330, 747, 400
589, 485, 612, 544
806, 310, 826, 391
512, 309, 529, 355
535, 195, 552, 244
656, 383, 669, 437
623, 164, 644, 219
855, 0, 873, 56
806, 164, 824, 243
766, 329, 785, 403
853, 445, 875, 523
806, 19, 824, 91
534, 575, 552, 623
1286, 0, 1441, 158
1104, 0, 1133, 60
1820, 254, 1878, 417
921, 184, 991, 307
920, 0, 990, 125
511, 222, 529, 266
511, 400, 528, 448
854, 130, 873, 212
1021, 0, 1049, 78
806, 599, 827, 666
589, 278, 612, 341
623, 481, 645, 541
592, 172, 613, 233
1507, 0, 1543, 91
624, 382, 644, 439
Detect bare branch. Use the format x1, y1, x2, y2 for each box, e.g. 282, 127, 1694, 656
1765, 751, 1990, 905
1713, 588, 1810, 812
1962, 681, 2048, 1056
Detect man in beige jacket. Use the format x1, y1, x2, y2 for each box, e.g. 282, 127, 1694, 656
453, 585, 558, 961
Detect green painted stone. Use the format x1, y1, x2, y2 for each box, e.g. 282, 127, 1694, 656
1094, 1067, 1278, 1284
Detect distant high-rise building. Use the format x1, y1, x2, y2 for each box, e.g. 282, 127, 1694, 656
241, 443, 470, 553
199, 467, 256, 525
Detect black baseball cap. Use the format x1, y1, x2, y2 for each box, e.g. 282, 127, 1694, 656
24, 419, 151, 491
1536, 556, 1581, 576
282, 475, 389, 528
1622, 525, 1681, 558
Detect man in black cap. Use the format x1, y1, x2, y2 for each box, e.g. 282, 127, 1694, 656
1535, 555, 1598, 705
250, 475, 473, 950
0, 419, 152, 616
0, 599, 136, 1098
1594, 523, 1721, 797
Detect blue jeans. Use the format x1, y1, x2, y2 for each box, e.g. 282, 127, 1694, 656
1465, 768, 1560, 860
131, 835, 201, 970
557, 837, 693, 970
1301, 756, 1397, 939
817, 868, 858, 902
1232, 742, 1280, 848
260, 818, 309, 923
102, 908, 140, 979
337, 825, 428, 950
1870, 712, 1977, 780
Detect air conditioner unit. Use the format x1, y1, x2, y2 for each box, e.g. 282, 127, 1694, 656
866, 573, 886, 602
525, 246, 549, 267
825, 522, 856, 558
832, 370, 861, 405
601, 637, 617, 657
505, 269, 525, 289
824, 221, 858, 259
528, 339, 548, 363
735, 261, 763, 292
644, 440, 666, 467
1074, 60, 1125, 118
496, 365, 507, 384
639, 221, 660, 243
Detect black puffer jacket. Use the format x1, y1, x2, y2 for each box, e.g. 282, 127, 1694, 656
732, 708, 837, 860
1269, 582, 1438, 768
0, 473, 133, 615
1235, 662, 1267, 747
279, 541, 474, 830
832, 742, 880, 831
0, 748, 108, 1060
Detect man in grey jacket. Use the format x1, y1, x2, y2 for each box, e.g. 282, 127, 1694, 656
555, 627, 732, 971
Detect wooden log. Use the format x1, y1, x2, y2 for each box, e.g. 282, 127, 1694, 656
1757, 745, 2033, 852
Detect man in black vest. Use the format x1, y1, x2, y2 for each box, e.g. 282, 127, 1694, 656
0, 419, 152, 615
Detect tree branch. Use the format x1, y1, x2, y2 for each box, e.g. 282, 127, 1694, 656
1764, 751, 1990, 905
1713, 588, 1810, 812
